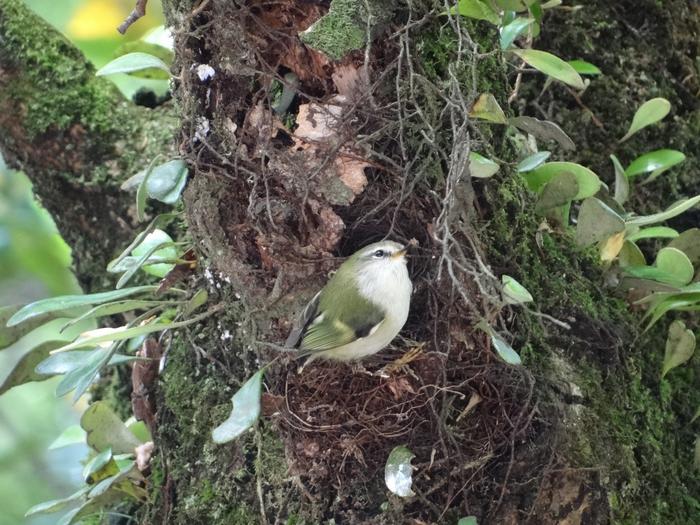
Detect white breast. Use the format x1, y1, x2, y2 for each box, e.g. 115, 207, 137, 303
316, 260, 412, 361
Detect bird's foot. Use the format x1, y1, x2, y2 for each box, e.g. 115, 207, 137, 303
350, 362, 389, 378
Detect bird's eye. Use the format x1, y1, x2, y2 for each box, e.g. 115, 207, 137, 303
372, 249, 386, 258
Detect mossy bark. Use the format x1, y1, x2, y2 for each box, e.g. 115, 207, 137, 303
0, 0, 177, 292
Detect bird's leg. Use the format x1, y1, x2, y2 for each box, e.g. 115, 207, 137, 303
350, 361, 389, 378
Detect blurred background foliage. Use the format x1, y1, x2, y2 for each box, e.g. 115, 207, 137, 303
27, 0, 167, 99
0, 2, 164, 523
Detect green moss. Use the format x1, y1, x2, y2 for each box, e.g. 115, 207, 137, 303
0, 0, 125, 137
485, 173, 700, 523
300, 0, 394, 60
416, 18, 504, 94
147, 297, 303, 523
572, 340, 700, 524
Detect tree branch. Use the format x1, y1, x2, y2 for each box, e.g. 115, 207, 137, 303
0, 0, 176, 291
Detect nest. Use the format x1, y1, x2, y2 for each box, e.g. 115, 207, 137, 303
270, 334, 535, 515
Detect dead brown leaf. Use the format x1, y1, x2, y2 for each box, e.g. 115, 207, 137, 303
332, 64, 369, 99
335, 154, 369, 196
307, 199, 345, 252
135, 441, 154, 472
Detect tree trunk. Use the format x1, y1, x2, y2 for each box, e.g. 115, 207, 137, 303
2, 0, 698, 524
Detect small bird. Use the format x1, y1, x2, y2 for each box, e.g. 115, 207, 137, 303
285, 240, 413, 362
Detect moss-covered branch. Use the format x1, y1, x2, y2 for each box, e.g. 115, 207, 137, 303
0, 0, 177, 291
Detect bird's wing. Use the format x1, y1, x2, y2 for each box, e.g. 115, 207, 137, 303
297, 288, 385, 353
285, 291, 322, 348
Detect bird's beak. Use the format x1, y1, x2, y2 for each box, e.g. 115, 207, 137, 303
392, 248, 408, 260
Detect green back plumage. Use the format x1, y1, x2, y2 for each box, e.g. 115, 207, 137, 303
298, 259, 385, 352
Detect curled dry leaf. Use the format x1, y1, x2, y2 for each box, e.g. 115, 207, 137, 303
332, 64, 370, 100
135, 441, 154, 472
293, 97, 370, 202
335, 154, 369, 195
295, 100, 343, 142
307, 199, 345, 252
386, 376, 416, 401
131, 338, 161, 433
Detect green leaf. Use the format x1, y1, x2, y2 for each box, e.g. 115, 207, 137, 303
49, 425, 87, 449
517, 151, 551, 173
508, 116, 575, 150
136, 156, 163, 222
477, 321, 522, 365
55, 347, 111, 400
51, 307, 217, 354
81, 401, 143, 454
146, 160, 188, 204
116, 229, 177, 287
113, 41, 173, 79
6, 286, 158, 327
500, 17, 533, 50
662, 320, 696, 377
468, 152, 500, 178
567, 59, 601, 75
88, 461, 138, 498
637, 283, 700, 304
695, 437, 700, 470
124, 160, 189, 204
1, 305, 60, 350
575, 198, 625, 246
212, 369, 264, 443
668, 228, 700, 266
107, 213, 178, 273
625, 195, 700, 227
645, 295, 700, 330
59, 300, 167, 333
620, 98, 671, 142
655, 247, 694, 286
611, 154, 629, 205
24, 487, 90, 517
619, 241, 646, 268
624, 266, 686, 287
183, 289, 209, 316
626, 227, 679, 243
502, 275, 534, 304
384, 445, 416, 497
458, 518, 478, 525
126, 418, 152, 444
490, 331, 522, 365
96, 52, 170, 77
523, 162, 601, 199
82, 448, 115, 482
625, 149, 685, 180
535, 171, 579, 212
0, 341, 63, 394
36, 349, 135, 376
57, 508, 81, 525
511, 49, 585, 89
469, 93, 507, 124
451, 0, 500, 24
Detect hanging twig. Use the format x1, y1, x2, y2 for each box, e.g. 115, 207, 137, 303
118, 0, 148, 35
